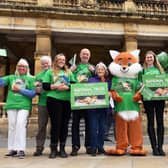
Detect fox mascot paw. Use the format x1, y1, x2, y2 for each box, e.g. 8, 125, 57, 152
106, 149, 126, 156
128, 149, 148, 156
133, 91, 142, 102
111, 91, 122, 102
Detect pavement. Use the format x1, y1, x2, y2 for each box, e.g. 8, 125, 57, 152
0, 135, 168, 168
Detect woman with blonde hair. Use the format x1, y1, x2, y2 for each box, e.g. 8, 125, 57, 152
43, 53, 75, 159
142, 50, 166, 156
0, 58, 36, 159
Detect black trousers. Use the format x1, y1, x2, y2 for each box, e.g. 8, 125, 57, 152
47, 97, 71, 145
143, 100, 165, 150
71, 109, 90, 149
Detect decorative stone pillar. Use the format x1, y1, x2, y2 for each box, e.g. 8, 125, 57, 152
124, 0, 136, 13
33, 25, 52, 117
123, 23, 138, 52
38, 0, 53, 6
34, 26, 51, 74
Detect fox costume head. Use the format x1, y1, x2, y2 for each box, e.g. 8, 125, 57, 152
108, 50, 142, 78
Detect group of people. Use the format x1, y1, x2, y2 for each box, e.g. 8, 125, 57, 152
0, 48, 166, 159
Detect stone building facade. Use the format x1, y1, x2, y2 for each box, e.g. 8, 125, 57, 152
0, 0, 168, 136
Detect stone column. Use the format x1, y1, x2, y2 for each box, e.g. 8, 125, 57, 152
37, 0, 53, 6
123, 23, 138, 52
34, 26, 52, 74
124, 0, 136, 13
33, 25, 52, 117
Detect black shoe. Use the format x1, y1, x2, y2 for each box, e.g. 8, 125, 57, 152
152, 148, 160, 156
71, 147, 79, 156
97, 148, 105, 154
158, 148, 166, 156
33, 149, 43, 156
86, 147, 92, 154
89, 149, 97, 157
49, 151, 57, 159
5, 150, 17, 157
14, 151, 25, 159
60, 149, 68, 158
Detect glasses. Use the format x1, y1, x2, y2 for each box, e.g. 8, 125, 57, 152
17, 65, 27, 68
56, 58, 65, 61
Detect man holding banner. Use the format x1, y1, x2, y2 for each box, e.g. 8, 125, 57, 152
70, 48, 95, 156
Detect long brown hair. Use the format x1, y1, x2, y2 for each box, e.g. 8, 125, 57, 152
143, 50, 165, 74
52, 53, 70, 76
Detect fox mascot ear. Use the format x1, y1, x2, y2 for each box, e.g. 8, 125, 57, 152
109, 50, 120, 60
130, 50, 140, 60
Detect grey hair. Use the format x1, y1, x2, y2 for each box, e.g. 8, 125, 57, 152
15, 58, 30, 76
40, 55, 52, 67
95, 62, 109, 76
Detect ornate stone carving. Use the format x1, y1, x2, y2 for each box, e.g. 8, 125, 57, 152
80, 0, 98, 9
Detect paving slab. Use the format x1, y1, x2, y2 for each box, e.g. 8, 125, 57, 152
0, 144, 168, 168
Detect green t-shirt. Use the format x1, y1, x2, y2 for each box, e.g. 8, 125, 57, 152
43, 69, 75, 101
35, 70, 49, 106
73, 63, 93, 83
2, 74, 35, 111
143, 66, 160, 75
111, 76, 140, 112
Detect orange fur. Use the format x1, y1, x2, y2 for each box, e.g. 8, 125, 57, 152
113, 52, 138, 67
111, 91, 122, 102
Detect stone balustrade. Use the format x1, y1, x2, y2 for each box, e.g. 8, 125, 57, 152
0, 0, 37, 5
134, 0, 168, 16
0, 0, 167, 18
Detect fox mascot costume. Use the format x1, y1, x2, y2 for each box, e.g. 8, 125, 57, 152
106, 50, 147, 156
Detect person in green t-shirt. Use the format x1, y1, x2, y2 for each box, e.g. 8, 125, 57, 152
142, 50, 166, 156
43, 53, 75, 159
70, 48, 95, 156
0, 58, 36, 159
33, 56, 52, 157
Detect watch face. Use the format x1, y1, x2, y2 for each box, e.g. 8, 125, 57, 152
13, 78, 26, 89
54, 75, 70, 86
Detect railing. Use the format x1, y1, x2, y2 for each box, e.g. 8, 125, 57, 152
0, 0, 37, 5
0, 0, 167, 18
53, 0, 79, 8
52, 0, 125, 11
134, 0, 168, 16
98, 0, 125, 12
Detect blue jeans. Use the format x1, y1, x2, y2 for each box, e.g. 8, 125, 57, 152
88, 109, 107, 150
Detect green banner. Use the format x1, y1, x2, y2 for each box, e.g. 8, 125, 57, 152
142, 74, 168, 100
71, 83, 109, 110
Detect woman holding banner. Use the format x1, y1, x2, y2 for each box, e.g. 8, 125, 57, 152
87, 62, 111, 156
142, 50, 166, 156
43, 53, 75, 159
